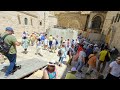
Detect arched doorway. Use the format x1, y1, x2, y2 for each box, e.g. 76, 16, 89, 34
91, 15, 103, 33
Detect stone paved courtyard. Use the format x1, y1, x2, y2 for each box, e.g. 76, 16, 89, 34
0, 44, 109, 79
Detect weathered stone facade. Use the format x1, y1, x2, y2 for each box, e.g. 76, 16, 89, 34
0, 11, 57, 39
102, 11, 120, 51
87, 11, 107, 33
56, 12, 88, 30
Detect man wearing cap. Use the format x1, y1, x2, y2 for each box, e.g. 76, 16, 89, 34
65, 67, 77, 79
105, 57, 120, 79
1, 27, 21, 77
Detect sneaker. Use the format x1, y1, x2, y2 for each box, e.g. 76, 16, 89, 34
86, 73, 90, 75
4, 75, 9, 78
78, 70, 82, 73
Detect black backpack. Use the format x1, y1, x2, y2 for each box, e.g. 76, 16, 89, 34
0, 34, 12, 55
105, 51, 110, 62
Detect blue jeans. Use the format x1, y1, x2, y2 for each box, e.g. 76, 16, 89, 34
59, 57, 64, 63
5, 54, 16, 76
75, 60, 84, 72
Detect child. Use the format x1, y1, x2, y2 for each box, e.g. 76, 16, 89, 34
65, 67, 77, 79
35, 38, 43, 56
22, 37, 29, 54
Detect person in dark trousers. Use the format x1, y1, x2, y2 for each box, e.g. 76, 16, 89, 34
1, 27, 21, 78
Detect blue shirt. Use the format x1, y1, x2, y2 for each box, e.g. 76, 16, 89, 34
86, 48, 93, 57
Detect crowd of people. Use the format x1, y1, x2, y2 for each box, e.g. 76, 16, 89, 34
63, 34, 120, 79
0, 27, 120, 79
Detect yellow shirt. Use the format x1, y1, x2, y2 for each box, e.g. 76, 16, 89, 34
99, 50, 110, 61
49, 36, 53, 41
65, 72, 76, 79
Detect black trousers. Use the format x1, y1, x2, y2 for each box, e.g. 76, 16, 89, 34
105, 73, 119, 80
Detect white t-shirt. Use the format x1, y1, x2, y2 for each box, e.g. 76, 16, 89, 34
110, 61, 120, 77
52, 39, 56, 46
78, 51, 86, 61
44, 39, 48, 45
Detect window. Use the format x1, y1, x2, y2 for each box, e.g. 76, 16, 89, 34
117, 14, 120, 22
114, 13, 119, 23
24, 18, 28, 25
17, 15, 21, 24
91, 16, 102, 29
111, 16, 115, 24
31, 19, 33, 25
40, 21, 42, 25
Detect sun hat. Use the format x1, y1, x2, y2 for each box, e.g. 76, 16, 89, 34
47, 60, 56, 66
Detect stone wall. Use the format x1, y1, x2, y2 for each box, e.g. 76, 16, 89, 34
0, 11, 57, 39
56, 12, 88, 30
0, 11, 44, 39
102, 11, 120, 51
46, 28, 79, 45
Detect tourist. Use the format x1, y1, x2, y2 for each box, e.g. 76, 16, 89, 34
75, 47, 86, 73
22, 31, 26, 39
58, 41, 66, 67
1, 27, 21, 77
65, 67, 77, 79
30, 33, 37, 46
48, 35, 53, 52
60, 37, 63, 47
67, 44, 75, 66
43, 60, 58, 79
86, 51, 97, 75
44, 36, 48, 50
105, 57, 120, 79
55, 38, 59, 50
93, 44, 99, 53
52, 37, 56, 53
97, 47, 110, 74
73, 44, 83, 61
21, 36, 29, 54
85, 45, 93, 66
35, 38, 43, 56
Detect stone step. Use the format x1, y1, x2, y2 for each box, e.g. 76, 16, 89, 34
0, 58, 48, 79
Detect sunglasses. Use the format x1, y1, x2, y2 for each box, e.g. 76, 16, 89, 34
49, 65, 55, 67
49, 62, 55, 64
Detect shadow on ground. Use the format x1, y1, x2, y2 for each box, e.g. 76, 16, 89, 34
0, 66, 9, 73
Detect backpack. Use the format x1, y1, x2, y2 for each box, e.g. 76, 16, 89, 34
56, 40, 58, 45
105, 51, 110, 62
58, 49, 62, 56
0, 34, 12, 55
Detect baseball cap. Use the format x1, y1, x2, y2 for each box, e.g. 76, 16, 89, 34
71, 67, 77, 72
5, 27, 14, 32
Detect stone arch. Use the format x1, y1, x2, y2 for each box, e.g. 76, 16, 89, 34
91, 14, 104, 31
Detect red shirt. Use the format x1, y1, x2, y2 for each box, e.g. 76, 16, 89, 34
77, 46, 83, 54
